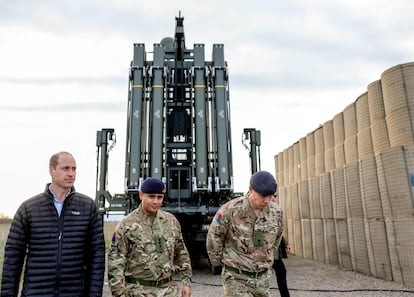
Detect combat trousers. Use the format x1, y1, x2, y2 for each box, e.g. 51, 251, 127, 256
124, 282, 179, 297
221, 269, 271, 297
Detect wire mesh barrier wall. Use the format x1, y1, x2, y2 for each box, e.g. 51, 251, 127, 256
274, 62, 414, 287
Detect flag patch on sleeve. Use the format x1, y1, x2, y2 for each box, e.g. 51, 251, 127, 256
215, 213, 222, 223
112, 232, 117, 243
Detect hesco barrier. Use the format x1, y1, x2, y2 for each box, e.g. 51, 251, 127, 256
275, 62, 414, 287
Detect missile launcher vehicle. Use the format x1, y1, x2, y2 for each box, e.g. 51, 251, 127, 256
95, 13, 248, 262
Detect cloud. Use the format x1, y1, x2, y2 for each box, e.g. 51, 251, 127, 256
1, 0, 414, 218
0, 75, 124, 85
0, 101, 125, 112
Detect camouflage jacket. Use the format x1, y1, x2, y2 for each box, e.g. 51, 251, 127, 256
206, 194, 283, 271
108, 205, 192, 296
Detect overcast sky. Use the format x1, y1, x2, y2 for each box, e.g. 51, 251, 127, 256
1, 0, 413, 217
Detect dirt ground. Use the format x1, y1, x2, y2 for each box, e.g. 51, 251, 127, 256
103, 255, 414, 297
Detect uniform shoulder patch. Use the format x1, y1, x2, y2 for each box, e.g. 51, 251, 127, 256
112, 232, 117, 243
215, 213, 222, 223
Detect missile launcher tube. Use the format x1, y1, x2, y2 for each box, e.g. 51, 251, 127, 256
212, 45, 232, 190
193, 44, 209, 190
150, 44, 165, 179
125, 44, 145, 190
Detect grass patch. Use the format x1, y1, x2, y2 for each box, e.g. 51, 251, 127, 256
0, 222, 11, 282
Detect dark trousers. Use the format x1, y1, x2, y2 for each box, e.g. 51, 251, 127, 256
273, 259, 290, 297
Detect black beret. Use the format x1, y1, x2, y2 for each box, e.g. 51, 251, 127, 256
140, 177, 166, 194
250, 171, 277, 196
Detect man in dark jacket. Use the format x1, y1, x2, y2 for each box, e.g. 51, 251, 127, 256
1, 151, 105, 297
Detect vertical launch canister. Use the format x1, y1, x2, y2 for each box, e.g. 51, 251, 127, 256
125, 44, 145, 190
212, 44, 232, 190
193, 44, 209, 190
150, 44, 165, 179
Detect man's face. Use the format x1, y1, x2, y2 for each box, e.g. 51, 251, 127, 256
49, 153, 76, 190
139, 192, 164, 216
248, 186, 273, 210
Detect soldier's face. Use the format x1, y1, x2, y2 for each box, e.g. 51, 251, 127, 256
139, 192, 164, 215
248, 186, 273, 211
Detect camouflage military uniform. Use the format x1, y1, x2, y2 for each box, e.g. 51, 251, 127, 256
206, 194, 283, 297
108, 205, 192, 297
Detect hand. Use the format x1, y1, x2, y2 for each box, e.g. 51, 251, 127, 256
181, 285, 191, 297
286, 244, 293, 254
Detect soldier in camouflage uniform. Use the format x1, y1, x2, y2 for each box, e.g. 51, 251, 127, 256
206, 171, 283, 297
108, 177, 192, 297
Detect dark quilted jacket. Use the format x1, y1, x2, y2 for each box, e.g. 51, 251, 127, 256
1, 185, 105, 297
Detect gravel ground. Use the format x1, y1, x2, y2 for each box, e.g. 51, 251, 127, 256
103, 255, 414, 296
